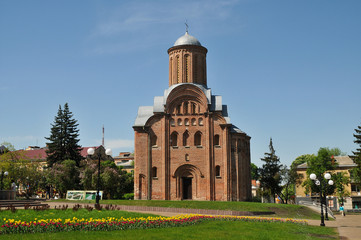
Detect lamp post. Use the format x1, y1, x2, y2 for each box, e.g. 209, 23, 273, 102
87, 147, 112, 207
310, 173, 334, 226
0, 171, 9, 190
323, 173, 334, 221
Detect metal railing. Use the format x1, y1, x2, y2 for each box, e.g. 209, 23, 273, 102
298, 200, 335, 219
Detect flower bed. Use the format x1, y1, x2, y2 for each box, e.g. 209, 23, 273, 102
0, 215, 308, 234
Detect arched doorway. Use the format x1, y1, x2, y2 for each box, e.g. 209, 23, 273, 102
173, 164, 204, 200
182, 177, 192, 200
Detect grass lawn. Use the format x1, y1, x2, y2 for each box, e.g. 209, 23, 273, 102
50, 199, 320, 219
0, 218, 337, 240
0, 208, 337, 240
0, 208, 156, 223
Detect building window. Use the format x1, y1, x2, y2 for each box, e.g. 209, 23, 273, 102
184, 102, 189, 115
177, 119, 182, 126
194, 55, 198, 83
352, 184, 360, 192
185, 54, 190, 83
176, 105, 181, 115
152, 167, 157, 178
170, 118, 175, 127
171, 132, 178, 147
198, 118, 203, 126
151, 134, 157, 147
184, 118, 189, 126
170, 57, 173, 82
177, 55, 180, 83
183, 131, 189, 146
191, 118, 196, 126
185, 154, 190, 161
191, 103, 197, 114
214, 134, 220, 146
194, 131, 202, 146
215, 165, 221, 177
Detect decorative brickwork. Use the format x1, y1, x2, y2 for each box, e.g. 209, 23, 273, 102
133, 32, 251, 201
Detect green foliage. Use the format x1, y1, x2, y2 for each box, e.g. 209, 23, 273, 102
350, 121, 361, 186
46, 159, 80, 198
259, 138, 283, 203
332, 172, 350, 205
80, 154, 134, 200
123, 193, 134, 200
250, 163, 259, 180
279, 166, 297, 204
0, 142, 16, 152
291, 154, 315, 168
0, 149, 45, 196
45, 103, 83, 167
302, 148, 338, 196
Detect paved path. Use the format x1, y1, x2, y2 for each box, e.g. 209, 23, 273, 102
308, 215, 361, 240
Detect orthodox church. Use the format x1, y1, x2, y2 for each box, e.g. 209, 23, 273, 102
133, 31, 251, 201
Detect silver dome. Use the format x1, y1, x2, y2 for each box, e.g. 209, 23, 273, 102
174, 32, 202, 46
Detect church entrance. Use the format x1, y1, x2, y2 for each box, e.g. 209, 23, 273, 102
182, 177, 192, 200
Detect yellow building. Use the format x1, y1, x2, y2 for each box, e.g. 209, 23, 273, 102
296, 156, 360, 210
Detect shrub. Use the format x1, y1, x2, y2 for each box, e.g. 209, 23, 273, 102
123, 193, 134, 200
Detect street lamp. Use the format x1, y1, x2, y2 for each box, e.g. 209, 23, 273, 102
87, 147, 112, 207
310, 172, 334, 226
0, 171, 9, 190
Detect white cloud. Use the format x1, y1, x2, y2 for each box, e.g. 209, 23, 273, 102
87, 0, 242, 54
92, 0, 240, 37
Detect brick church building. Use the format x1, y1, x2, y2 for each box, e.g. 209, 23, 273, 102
133, 31, 251, 201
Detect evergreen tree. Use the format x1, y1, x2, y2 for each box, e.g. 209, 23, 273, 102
351, 121, 361, 185
259, 138, 283, 203
45, 103, 83, 167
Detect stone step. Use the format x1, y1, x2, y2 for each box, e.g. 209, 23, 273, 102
0, 200, 48, 208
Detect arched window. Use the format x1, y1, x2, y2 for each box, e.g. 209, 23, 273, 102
198, 118, 203, 126
194, 55, 198, 83
184, 102, 188, 115
214, 134, 220, 146
191, 103, 197, 114
215, 165, 221, 177
176, 105, 181, 115
183, 131, 189, 146
170, 57, 173, 83
185, 54, 190, 83
170, 132, 178, 147
194, 131, 202, 146
151, 134, 157, 147
184, 118, 189, 126
170, 118, 175, 127
191, 118, 196, 126
177, 119, 182, 126
176, 55, 180, 83
152, 167, 157, 178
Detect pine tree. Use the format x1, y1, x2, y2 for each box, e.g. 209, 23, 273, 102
351, 122, 361, 185
259, 138, 283, 203
45, 103, 83, 167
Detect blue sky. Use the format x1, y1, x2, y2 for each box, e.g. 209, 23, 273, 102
1, 0, 360, 167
